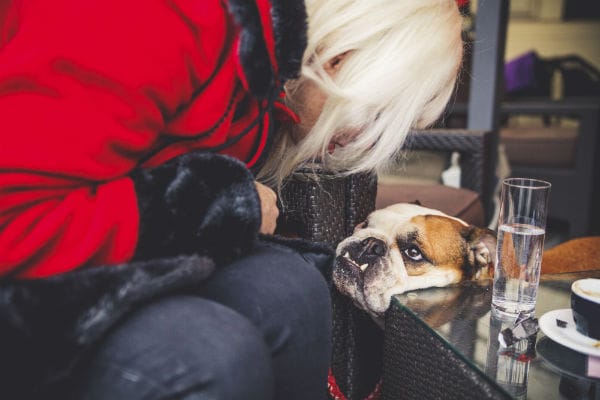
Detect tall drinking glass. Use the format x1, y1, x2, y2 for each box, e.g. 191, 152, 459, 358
492, 178, 551, 318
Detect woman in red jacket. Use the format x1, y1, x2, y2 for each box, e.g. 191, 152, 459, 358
0, 0, 463, 398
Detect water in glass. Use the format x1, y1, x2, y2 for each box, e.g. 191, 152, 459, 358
492, 223, 545, 316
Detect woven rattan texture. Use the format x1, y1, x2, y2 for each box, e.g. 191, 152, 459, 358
402, 129, 492, 220
381, 303, 511, 400
279, 170, 377, 247
402, 129, 490, 197
280, 178, 346, 244
279, 170, 381, 400
331, 292, 384, 400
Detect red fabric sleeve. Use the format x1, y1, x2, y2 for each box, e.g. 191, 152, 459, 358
0, 0, 233, 277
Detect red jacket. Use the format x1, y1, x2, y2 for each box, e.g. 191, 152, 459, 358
0, 0, 305, 278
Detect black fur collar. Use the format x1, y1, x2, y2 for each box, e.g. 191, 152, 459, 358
0, 255, 215, 399
226, 0, 307, 97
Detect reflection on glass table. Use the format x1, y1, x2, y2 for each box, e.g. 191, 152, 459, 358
486, 312, 537, 399
385, 271, 600, 400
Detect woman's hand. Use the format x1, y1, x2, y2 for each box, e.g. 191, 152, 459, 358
255, 181, 279, 234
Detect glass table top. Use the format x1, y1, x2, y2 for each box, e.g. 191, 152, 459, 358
391, 271, 600, 399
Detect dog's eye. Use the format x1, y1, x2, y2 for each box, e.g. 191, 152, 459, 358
403, 246, 424, 261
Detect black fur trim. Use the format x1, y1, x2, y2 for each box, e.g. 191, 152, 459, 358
132, 152, 261, 264
270, 0, 308, 81
226, 0, 272, 97
226, 0, 307, 97
0, 255, 215, 399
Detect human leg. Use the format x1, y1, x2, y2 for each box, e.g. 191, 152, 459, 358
71, 295, 274, 400
198, 240, 332, 400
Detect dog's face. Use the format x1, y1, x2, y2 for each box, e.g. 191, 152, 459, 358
333, 203, 497, 318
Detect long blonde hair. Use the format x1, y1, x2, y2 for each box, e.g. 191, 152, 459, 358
258, 0, 464, 188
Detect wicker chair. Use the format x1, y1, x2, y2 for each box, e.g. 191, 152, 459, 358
278, 128, 494, 400
499, 99, 600, 238
383, 128, 494, 226
279, 169, 382, 400
279, 128, 494, 244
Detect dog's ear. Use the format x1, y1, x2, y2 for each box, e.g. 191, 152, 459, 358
462, 226, 497, 278
353, 220, 368, 233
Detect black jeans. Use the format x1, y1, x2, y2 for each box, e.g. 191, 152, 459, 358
70, 241, 332, 400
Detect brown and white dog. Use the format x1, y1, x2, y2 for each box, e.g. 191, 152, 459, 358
332, 203, 497, 319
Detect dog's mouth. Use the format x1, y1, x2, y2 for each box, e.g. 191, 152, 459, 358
334, 246, 381, 282
333, 254, 365, 293
333, 252, 370, 314
333, 238, 387, 291
333, 249, 388, 319
337, 251, 370, 272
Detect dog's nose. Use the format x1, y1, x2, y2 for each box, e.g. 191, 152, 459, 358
360, 237, 386, 256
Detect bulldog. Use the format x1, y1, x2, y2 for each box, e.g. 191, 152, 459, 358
332, 203, 497, 319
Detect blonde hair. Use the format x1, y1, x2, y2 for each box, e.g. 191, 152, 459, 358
258, 0, 463, 188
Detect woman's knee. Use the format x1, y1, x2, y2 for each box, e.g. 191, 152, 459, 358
73, 296, 273, 400
201, 241, 332, 333
199, 242, 333, 397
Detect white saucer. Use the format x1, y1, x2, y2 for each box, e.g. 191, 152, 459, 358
539, 308, 600, 357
